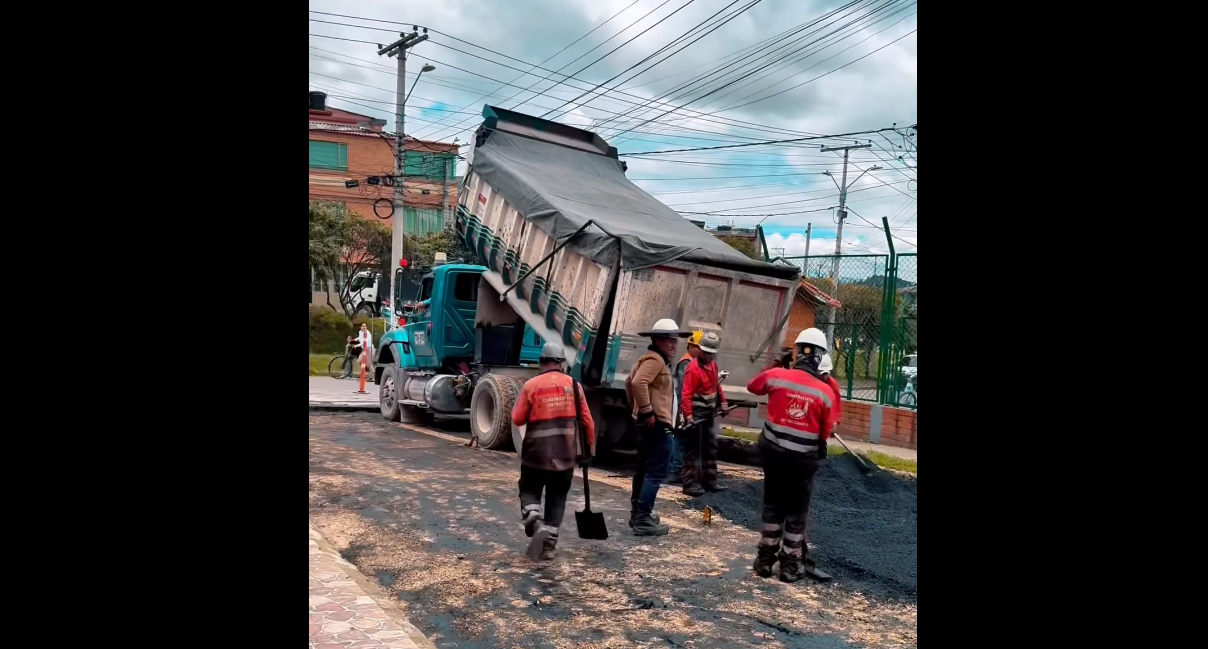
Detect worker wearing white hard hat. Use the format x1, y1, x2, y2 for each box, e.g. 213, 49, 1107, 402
817, 353, 842, 434
625, 318, 690, 536
679, 331, 730, 496
746, 327, 836, 583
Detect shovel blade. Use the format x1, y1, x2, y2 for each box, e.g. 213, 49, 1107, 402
575, 509, 609, 540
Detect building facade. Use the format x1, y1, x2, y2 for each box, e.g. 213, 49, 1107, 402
309, 91, 460, 305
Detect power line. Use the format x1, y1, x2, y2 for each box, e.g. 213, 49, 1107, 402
621, 125, 905, 155
411, 0, 649, 141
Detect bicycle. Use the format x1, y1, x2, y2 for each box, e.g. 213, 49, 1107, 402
328, 353, 368, 379
898, 375, 917, 408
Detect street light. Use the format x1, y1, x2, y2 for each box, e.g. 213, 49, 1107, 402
404, 64, 436, 105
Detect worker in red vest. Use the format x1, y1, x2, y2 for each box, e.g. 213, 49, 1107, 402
746, 328, 835, 583
679, 332, 729, 496
818, 353, 842, 432
511, 342, 596, 561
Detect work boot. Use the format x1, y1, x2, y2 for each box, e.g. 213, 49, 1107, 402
628, 510, 661, 528
539, 534, 558, 561
664, 474, 683, 485
524, 515, 543, 538
682, 483, 706, 497
753, 547, 777, 578
632, 512, 670, 536
704, 483, 728, 492
778, 552, 806, 583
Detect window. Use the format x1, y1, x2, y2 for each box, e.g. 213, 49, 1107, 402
452, 272, 477, 302
403, 151, 453, 180
309, 140, 349, 170
419, 276, 434, 302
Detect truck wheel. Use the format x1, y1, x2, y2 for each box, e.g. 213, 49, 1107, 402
380, 364, 402, 422
471, 374, 518, 450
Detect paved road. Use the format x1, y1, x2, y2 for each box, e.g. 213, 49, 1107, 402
309, 411, 916, 649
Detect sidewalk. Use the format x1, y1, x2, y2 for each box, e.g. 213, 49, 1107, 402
310, 524, 432, 649
838, 436, 917, 461
309, 376, 379, 411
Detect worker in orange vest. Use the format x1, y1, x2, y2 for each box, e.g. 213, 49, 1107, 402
511, 342, 596, 560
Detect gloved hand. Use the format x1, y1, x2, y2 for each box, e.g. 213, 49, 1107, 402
578, 454, 593, 468
817, 437, 828, 459
638, 411, 656, 429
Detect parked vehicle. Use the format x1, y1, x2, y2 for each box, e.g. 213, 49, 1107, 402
373, 106, 799, 453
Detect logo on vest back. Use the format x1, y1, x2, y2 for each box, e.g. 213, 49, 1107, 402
786, 396, 809, 420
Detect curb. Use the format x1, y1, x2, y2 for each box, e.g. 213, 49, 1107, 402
309, 403, 379, 412
310, 521, 437, 649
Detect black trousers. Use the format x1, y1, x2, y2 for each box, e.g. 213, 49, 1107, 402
519, 466, 574, 530
758, 446, 822, 562
679, 417, 720, 488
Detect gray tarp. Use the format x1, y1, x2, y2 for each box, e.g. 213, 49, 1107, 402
470, 130, 800, 280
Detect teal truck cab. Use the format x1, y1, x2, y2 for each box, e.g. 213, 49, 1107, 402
373, 106, 800, 455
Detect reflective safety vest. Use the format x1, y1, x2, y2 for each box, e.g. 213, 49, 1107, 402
682, 358, 728, 423
511, 370, 595, 471
746, 367, 834, 457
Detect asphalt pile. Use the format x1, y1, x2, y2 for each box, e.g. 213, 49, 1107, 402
692, 458, 917, 601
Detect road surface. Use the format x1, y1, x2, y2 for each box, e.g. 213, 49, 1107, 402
309, 412, 917, 649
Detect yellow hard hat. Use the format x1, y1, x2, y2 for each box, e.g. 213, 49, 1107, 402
688, 330, 704, 346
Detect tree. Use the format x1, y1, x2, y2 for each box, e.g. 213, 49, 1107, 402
405, 226, 475, 271
309, 200, 391, 317
717, 235, 761, 260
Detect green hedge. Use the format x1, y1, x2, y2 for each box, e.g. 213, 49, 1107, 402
309, 307, 388, 353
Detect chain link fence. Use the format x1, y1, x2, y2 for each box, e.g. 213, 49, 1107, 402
783, 252, 916, 407
884, 253, 917, 409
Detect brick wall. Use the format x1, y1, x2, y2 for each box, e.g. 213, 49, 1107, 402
734, 400, 917, 451
835, 401, 917, 450
308, 133, 460, 224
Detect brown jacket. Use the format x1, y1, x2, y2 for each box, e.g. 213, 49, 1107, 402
627, 348, 675, 426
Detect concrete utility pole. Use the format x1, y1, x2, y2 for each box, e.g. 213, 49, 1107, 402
378, 28, 429, 327
820, 144, 875, 349
804, 222, 812, 268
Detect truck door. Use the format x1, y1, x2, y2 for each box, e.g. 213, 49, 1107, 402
440, 271, 478, 359
405, 275, 437, 366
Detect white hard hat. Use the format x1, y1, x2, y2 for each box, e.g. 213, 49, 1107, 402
638, 318, 692, 338
818, 353, 833, 373
539, 342, 566, 362
795, 327, 828, 351
699, 332, 721, 354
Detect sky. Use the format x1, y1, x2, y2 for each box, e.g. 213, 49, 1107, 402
308, 0, 917, 274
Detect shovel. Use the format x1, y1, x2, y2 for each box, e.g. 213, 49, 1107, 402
831, 433, 872, 474
575, 465, 608, 540
572, 378, 608, 540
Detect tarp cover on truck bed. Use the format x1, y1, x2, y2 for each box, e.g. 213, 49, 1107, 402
471, 129, 799, 280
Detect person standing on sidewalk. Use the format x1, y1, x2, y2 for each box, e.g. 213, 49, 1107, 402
746, 327, 835, 583
667, 331, 703, 485
626, 318, 691, 536
679, 332, 729, 496
358, 323, 376, 377
511, 342, 595, 560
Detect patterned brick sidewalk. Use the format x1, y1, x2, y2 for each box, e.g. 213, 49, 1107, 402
310, 526, 426, 649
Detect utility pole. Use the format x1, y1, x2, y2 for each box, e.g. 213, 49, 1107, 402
803, 223, 812, 273
378, 27, 429, 327
820, 144, 872, 349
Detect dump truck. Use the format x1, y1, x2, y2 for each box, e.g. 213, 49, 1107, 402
373, 106, 800, 453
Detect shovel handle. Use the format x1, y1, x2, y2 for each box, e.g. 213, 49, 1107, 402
581, 465, 592, 511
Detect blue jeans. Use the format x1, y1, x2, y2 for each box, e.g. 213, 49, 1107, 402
630, 423, 671, 514
667, 433, 684, 477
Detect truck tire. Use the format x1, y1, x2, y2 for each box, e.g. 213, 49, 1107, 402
380, 365, 431, 424
471, 374, 518, 450
379, 364, 402, 422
